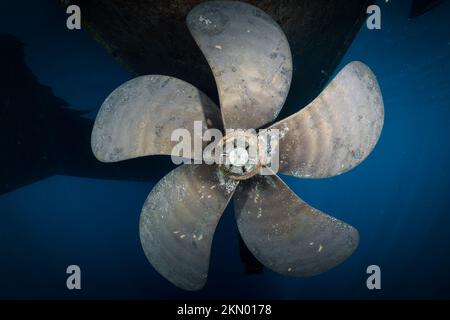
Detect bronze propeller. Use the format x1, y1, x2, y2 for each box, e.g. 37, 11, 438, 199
91, 1, 384, 291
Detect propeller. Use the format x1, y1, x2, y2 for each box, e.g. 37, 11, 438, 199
91, 1, 384, 291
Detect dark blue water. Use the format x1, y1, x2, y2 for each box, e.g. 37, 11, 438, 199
0, 0, 449, 299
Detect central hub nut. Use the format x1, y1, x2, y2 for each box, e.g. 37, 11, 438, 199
229, 147, 249, 167
216, 130, 261, 180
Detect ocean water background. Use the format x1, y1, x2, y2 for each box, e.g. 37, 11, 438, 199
0, 0, 449, 299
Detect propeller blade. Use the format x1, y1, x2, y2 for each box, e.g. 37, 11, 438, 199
91, 75, 221, 162
269, 61, 384, 178
140, 164, 238, 290
234, 174, 359, 277
187, 1, 292, 130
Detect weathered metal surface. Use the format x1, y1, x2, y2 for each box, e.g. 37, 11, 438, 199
59, 0, 370, 117
139, 164, 238, 290
87, 2, 384, 289
215, 130, 261, 180
187, 1, 292, 130
91, 75, 222, 162
269, 61, 384, 178
234, 173, 359, 276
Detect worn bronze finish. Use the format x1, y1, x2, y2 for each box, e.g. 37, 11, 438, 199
91, 75, 221, 163
269, 62, 384, 178
216, 130, 261, 181
234, 173, 359, 276
59, 0, 371, 116
187, 1, 292, 130
139, 164, 238, 290
90, 2, 384, 291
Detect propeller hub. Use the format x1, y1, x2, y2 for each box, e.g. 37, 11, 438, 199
229, 147, 249, 167
217, 131, 261, 180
